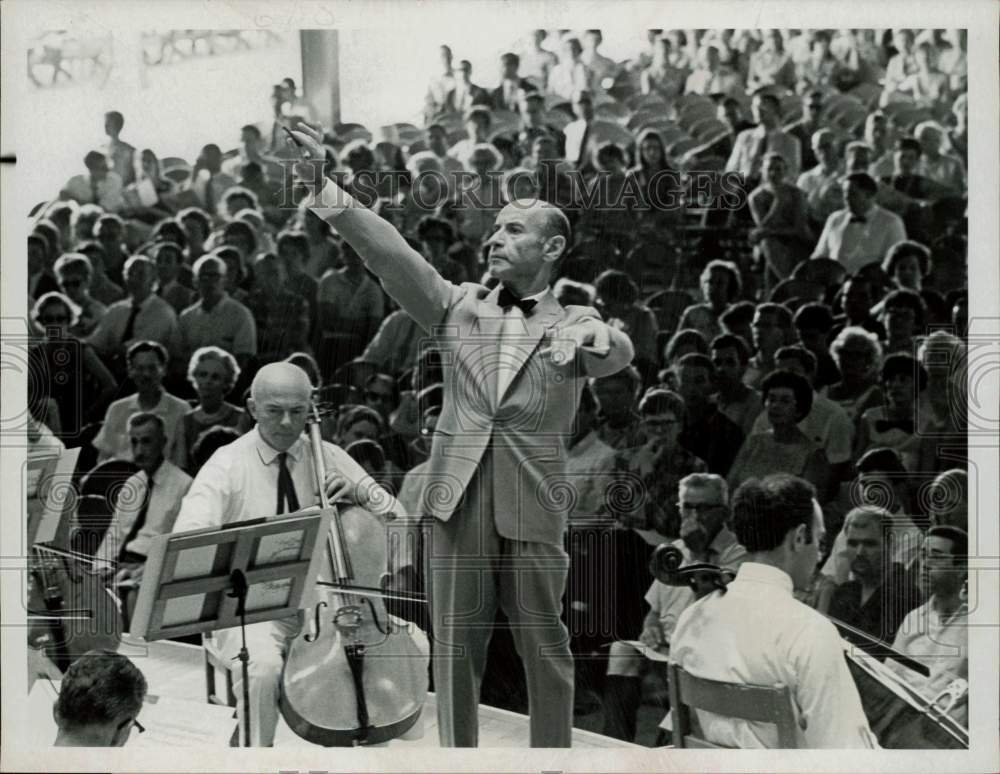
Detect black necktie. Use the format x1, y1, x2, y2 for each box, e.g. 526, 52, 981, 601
875, 418, 914, 434
204, 173, 215, 213
120, 475, 153, 560
121, 301, 141, 344
277, 452, 300, 514
498, 286, 537, 314
849, 216, 867, 224
91, 176, 101, 205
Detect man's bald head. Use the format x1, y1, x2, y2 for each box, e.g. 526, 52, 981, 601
251, 362, 313, 404
505, 198, 571, 251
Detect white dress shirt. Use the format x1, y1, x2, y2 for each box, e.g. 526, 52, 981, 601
548, 61, 591, 100
61, 172, 125, 212
886, 597, 968, 703
495, 287, 549, 399
726, 125, 802, 180
96, 459, 192, 561
811, 204, 907, 275
670, 562, 878, 748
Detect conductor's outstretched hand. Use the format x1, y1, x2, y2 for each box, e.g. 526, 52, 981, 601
286, 122, 329, 193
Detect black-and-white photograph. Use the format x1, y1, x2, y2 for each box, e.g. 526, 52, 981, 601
1, 1, 997, 772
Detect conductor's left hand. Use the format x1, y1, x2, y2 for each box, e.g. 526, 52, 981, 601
541, 318, 611, 365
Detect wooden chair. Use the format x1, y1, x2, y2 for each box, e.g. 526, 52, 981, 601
667, 662, 799, 748
203, 633, 237, 708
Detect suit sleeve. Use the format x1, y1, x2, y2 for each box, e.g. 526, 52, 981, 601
308, 180, 458, 333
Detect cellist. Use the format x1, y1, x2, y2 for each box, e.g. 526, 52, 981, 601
172, 362, 403, 747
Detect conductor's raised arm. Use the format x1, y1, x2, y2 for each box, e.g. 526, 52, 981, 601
289, 123, 456, 333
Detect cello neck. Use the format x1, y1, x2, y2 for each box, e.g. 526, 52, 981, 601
308, 405, 353, 586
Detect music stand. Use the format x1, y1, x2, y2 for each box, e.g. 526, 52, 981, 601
129, 507, 333, 747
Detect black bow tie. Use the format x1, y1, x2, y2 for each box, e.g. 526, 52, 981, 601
875, 418, 914, 434
849, 216, 868, 224
497, 286, 537, 314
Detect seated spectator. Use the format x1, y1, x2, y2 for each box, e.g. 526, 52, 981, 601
744, 302, 795, 390
93, 341, 189, 466
812, 172, 907, 275
60, 150, 124, 213
179, 254, 257, 371
793, 303, 841, 390
29, 292, 117, 441
885, 525, 969, 723
657, 328, 709, 390
417, 216, 469, 284
684, 43, 742, 96
122, 149, 178, 220
897, 42, 952, 117
222, 124, 284, 182
794, 30, 839, 93
602, 472, 746, 742
628, 129, 684, 239
345, 438, 397, 493
883, 240, 932, 293
714, 97, 754, 160
94, 214, 129, 285
246, 253, 311, 364
151, 241, 193, 314
824, 326, 884, 424
678, 260, 741, 343
728, 369, 831, 499
796, 128, 845, 231
447, 107, 493, 168
719, 299, 756, 351
53, 253, 106, 337
186, 143, 237, 217
564, 89, 598, 174
881, 139, 958, 229
927, 469, 967, 531
603, 389, 707, 539
177, 206, 212, 264
748, 153, 814, 293
78, 241, 126, 306
276, 230, 319, 331
190, 425, 243, 474
826, 506, 922, 651
591, 366, 644, 451
102, 110, 136, 186
785, 91, 826, 172
28, 232, 60, 301
316, 241, 385, 375
53, 651, 147, 747
640, 36, 687, 104
675, 354, 744, 476
862, 114, 895, 181
180, 346, 252, 472
95, 413, 193, 618
454, 144, 505, 249
580, 29, 619, 99
880, 288, 926, 354
947, 93, 968, 168
855, 353, 927, 471
917, 330, 966, 438
593, 270, 658, 372
72, 203, 104, 248
819, 448, 925, 595
87, 255, 182, 376
549, 36, 593, 101
914, 121, 966, 193
208, 245, 250, 304
830, 275, 886, 340
710, 333, 763, 437
726, 92, 802, 186
747, 29, 796, 92
749, 346, 854, 488
219, 218, 260, 270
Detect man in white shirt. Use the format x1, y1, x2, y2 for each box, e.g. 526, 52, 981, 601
95, 413, 192, 618
548, 36, 592, 101
563, 89, 596, 171
425, 44, 457, 121
447, 107, 493, 168
518, 29, 558, 91
885, 525, 968, 724
102, 110, 136, 186
726, 92, 802, 184
187, 144, 237, 217
61, 151, 125, 213
173, 362, 404, 746
88, 255, 182, 367
93, 341, 190, 467
670, 474, 878, 748
796, 128, 845, 230
602, 474, 747, 742
580, 30, 619, 99
178, 254, 257, 370
811, 172, 907, 275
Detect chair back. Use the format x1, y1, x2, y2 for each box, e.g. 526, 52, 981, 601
667, 662, 799, 748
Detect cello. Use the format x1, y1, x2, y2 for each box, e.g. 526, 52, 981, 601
278, 405, 428, 746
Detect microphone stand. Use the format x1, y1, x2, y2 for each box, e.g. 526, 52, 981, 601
227, 569, 252, 747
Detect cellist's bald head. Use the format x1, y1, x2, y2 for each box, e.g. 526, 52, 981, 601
248, 362, 314, 452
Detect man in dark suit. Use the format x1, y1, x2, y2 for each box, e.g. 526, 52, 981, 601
448, 59, 492, 114
291, 121, 635, 748
490, 53, 535, 113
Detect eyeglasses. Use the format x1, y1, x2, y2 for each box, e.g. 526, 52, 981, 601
678, 502, 724, 513
365, 391, 392, 402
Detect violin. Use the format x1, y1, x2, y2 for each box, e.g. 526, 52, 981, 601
278, 404, 428, 746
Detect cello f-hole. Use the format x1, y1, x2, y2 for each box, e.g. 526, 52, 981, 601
305, 601, 327, 643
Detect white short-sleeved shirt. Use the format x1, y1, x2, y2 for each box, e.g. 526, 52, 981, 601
670, 562, 878, 748
749, 392, 854, 465
179, 294, 257, 358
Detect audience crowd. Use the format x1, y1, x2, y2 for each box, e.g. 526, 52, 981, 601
27, 28, 969, 746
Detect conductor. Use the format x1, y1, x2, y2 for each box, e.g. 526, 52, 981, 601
290, 121, 635, 747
